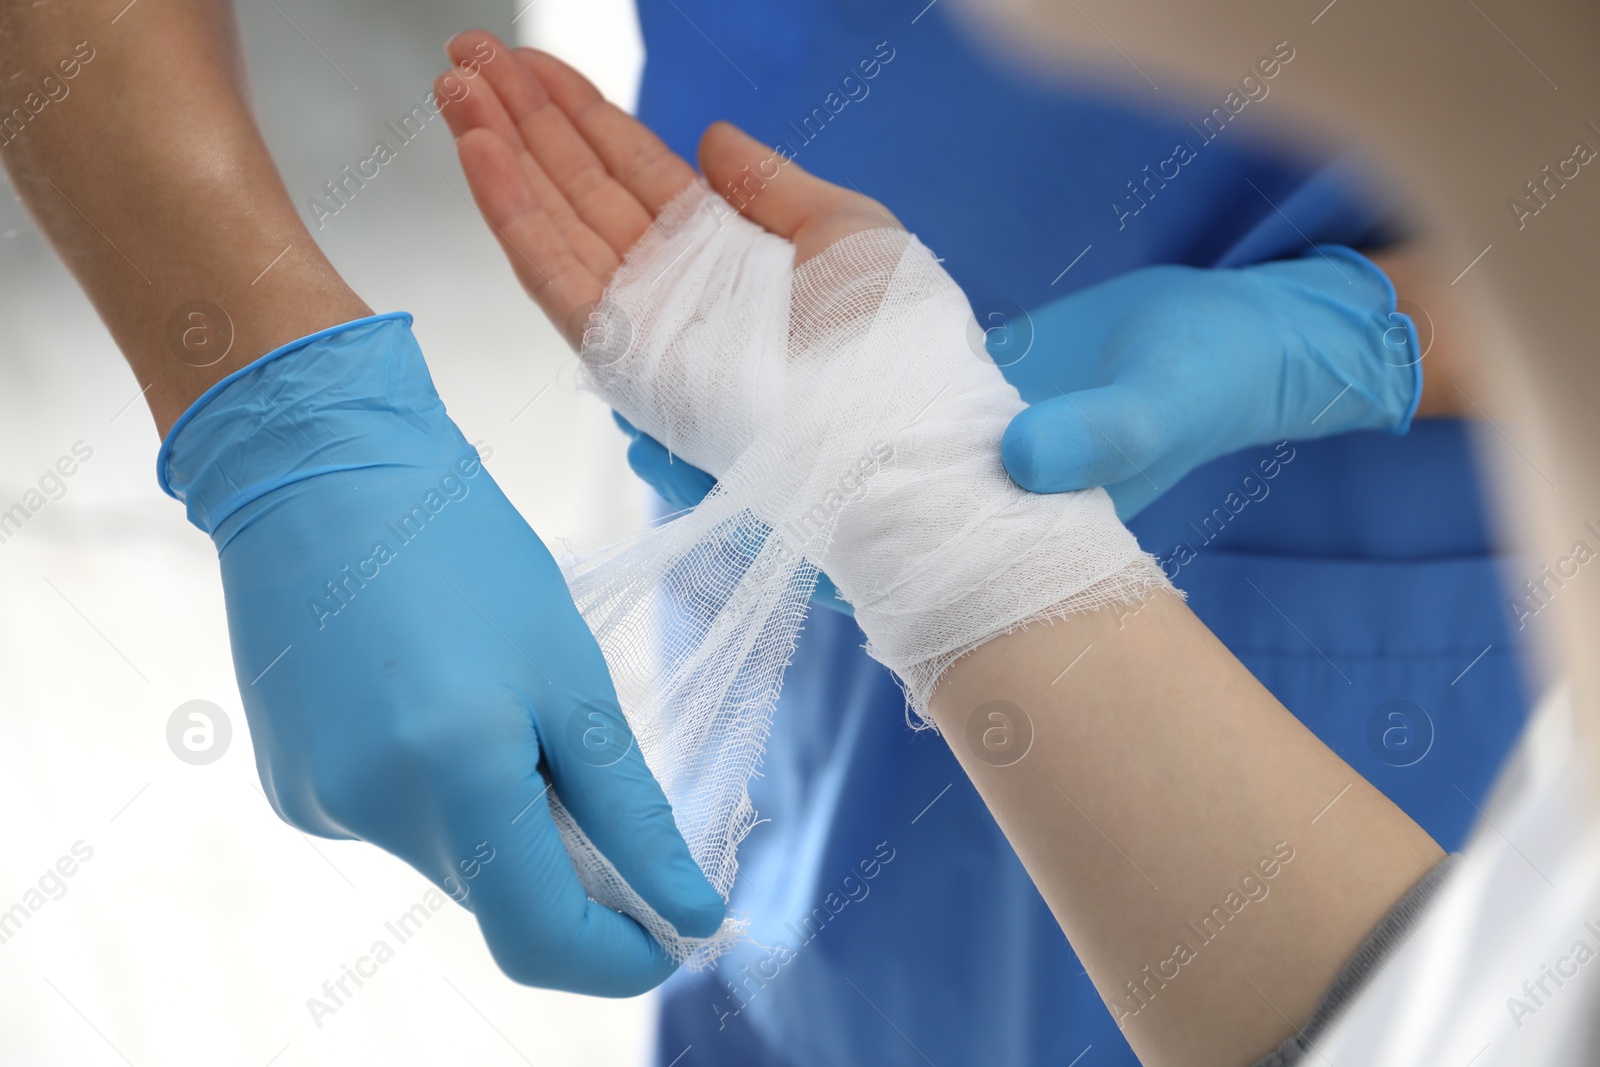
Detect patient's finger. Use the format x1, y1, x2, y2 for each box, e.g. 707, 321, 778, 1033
454, 38, 656, 261
437, 44, 522, 149
694, 122, 898, 261
456, 127, 603, 340
443, 33, 621, 282
518, 50, 699, 220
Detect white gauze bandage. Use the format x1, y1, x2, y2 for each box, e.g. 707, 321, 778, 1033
552, 182, 1170, 967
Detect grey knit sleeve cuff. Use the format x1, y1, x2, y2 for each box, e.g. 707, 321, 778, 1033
1250, 854, 1458, 1067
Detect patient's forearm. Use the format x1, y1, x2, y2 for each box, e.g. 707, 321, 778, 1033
0, 0, 367, 433
929, 592, 1443, 1067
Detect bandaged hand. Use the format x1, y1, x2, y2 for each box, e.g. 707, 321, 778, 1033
437, 32, 911, 623
441, 30, 1168, 712
442, 29, 1169, 967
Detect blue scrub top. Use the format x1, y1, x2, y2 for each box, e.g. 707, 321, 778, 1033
634, 3, 1531, 1064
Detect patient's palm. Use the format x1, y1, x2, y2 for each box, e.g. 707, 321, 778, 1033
439, 31, 896, 346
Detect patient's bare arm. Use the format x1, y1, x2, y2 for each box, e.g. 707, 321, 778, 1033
932, 596, 1441, 1066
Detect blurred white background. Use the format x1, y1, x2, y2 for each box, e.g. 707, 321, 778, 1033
0, 1, 665, 1063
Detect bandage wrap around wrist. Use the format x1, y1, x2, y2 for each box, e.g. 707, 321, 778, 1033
557, 184, 1169, 965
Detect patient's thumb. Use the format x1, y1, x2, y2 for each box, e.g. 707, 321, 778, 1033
1002, 385, 1158, 495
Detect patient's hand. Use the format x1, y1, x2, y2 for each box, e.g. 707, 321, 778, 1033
437, 30, 896, 347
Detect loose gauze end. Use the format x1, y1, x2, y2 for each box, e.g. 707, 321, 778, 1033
552, 182, 1172, 967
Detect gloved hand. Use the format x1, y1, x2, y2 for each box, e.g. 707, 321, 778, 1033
997, 246, 1422, 518
159, 312, 723, 995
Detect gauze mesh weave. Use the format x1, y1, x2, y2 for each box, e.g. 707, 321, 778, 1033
553, 182, 1171, 967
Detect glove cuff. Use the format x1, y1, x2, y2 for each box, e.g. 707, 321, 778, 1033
1298, 244, 1424, 434
157, 312, 468, 536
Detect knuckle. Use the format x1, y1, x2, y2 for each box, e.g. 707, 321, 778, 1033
480, 900, 662, 996
261, 781, 316, 833
309, 704, 468, 829
1113, 407, 1163, 467
310, 765, 372, 832
481, 919, 569, 988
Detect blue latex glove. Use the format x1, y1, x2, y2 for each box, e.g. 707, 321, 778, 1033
998, 245, 1422, 518
159, 313, 723, 995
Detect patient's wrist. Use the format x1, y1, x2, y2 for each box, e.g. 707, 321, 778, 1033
580, 183, 1172, 716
